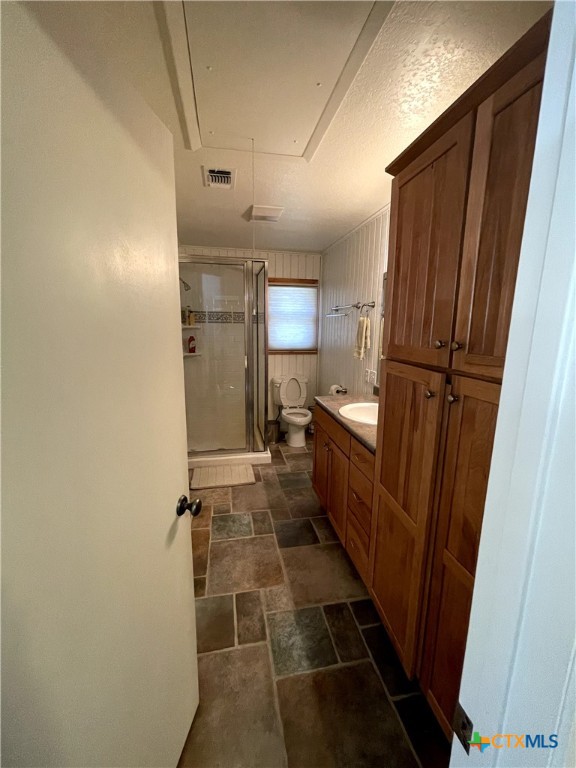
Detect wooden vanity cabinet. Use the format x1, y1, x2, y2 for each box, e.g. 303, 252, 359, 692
326, 441, 349, 544
312, 408, 376, 572
346, 449, 374, 582
312, 406, 351, 544
312, 423, 330, 509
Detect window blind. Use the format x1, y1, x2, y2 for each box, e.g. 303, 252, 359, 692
268, 285, 318, 351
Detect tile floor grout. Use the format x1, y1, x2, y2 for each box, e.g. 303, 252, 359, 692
185, 444, 448, 768
232, 590, 238, 647
319, 604, 344, 664
359, 622, 425, 768
262, 607, 290, 768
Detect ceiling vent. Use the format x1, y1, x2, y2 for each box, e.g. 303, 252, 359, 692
202, 166, 236, 189
250, 205, 284, 223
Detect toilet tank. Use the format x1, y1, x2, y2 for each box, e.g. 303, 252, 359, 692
271, 376, 308, 407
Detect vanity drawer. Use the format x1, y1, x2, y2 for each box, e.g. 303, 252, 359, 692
346, 510, 370, 583
348, 463, 373, 535
350, 437, 375, 481
314, 406, 351, 456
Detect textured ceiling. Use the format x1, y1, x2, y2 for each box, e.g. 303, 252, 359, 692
28, 1, 551, 252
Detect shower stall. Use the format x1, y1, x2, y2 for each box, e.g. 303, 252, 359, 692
179, 256, 269, 466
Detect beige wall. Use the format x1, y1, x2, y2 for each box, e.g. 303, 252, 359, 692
318, 208, 390, 397
2, 4, 197, 765
179, 245, 321, 419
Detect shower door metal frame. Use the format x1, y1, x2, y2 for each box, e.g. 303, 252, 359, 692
251, 259, 269, 451
178, 255, 268, 456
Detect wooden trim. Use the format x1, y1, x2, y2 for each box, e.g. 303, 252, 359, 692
268, 349, 318, 355
268, 278, 318, 285
385, 10, 551, 176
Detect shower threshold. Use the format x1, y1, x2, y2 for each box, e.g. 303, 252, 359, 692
188, 449, 271, 469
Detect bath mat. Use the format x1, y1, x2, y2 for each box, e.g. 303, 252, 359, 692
190, 464, 255, 490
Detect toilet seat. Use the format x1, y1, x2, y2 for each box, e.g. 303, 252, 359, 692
282, 407, 312, 426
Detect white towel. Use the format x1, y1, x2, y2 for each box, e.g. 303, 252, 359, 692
354, 316, 371, 360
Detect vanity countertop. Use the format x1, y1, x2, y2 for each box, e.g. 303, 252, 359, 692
314, 394, 379, 454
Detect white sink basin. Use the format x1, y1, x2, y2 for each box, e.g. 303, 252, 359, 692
338, 402, 379, 426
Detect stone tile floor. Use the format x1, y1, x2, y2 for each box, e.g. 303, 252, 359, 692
179, 439, 450, 768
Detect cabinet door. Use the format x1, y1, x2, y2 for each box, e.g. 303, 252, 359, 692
312, 424, 329, 509
384, 114, 473, 368
370, 361, 445, 677
327, 439, 349, 544
452, 55, 545, 379
420, 376, 500, 737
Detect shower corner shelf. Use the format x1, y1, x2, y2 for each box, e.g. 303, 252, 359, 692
182, 325, 201, 330
183, 352, 202, 358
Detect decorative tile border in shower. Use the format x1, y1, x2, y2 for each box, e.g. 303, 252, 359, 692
207, 311, 233, 323
186, 310, 247, 324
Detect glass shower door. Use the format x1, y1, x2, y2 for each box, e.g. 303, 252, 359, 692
180, 260, 247, 453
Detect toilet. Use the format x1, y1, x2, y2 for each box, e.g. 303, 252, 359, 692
271, 375, 312, 447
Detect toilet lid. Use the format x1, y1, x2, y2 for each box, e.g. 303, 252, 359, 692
279, 377, 306, 407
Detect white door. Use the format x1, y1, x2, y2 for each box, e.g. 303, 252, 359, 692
451, 4, 575, 767
1, 5, 198, 767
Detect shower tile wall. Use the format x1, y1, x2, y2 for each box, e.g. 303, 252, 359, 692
319, 208, 389, 397
179, 246, 322, 416
180, 263, 246, 452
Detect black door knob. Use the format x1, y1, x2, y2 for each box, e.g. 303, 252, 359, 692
176, 495, 202, 518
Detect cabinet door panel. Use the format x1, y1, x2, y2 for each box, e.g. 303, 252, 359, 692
421, 376, 500, 737
370, 361, 445, 677
385, 115, 473, 368
346, 510, 370, 583
453, 55, 545, 378
312, 424, 329, 509
327, 440, 349, 544
426, 554, 473, 730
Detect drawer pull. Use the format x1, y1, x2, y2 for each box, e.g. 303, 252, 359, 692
353, 453, 366, 463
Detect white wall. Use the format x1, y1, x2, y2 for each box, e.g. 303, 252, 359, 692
179, 245, 321, 419
318, 207, 389, 397
451, 4, 575, 765
2, 4, 198, 765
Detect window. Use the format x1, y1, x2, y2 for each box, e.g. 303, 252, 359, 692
268, 280, 318, 353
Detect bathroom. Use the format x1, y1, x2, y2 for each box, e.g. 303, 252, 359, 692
173, 4, 553, 766
3, 3, 574, 768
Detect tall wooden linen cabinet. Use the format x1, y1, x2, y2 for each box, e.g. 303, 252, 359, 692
369, 13, 551, 739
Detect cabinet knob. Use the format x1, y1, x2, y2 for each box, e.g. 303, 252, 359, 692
447, 394, 459, 404
433, 340, 447, 349
424, 389, 435, 399
450, 341, 463, 351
